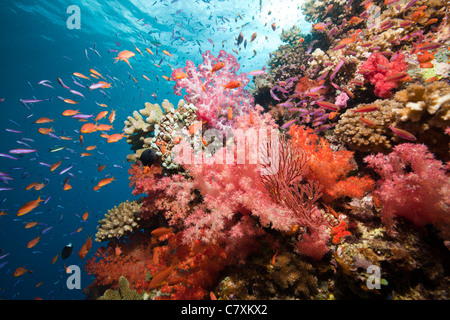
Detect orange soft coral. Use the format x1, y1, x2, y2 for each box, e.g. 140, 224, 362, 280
288, 125, 374, 203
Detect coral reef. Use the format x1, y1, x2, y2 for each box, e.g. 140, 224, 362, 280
123, 99, 174, 162
98, 276, 144, 300
334, 99, 402, 153
95, 200, 143, 242
364, 143, 450, 240
85, 0, 450, 301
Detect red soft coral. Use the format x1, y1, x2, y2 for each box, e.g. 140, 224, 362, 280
358, 52, 408, 98
365, 143, 450, 239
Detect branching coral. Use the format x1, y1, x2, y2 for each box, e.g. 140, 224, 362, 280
123, 99, 174, 162
364, 143, 450, 240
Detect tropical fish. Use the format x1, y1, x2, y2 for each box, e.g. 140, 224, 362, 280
90, 69, 105, 79
389, 125, 417, 141
73, 72, 90, 80
17, 197, 44, 216
352, 105, 380, 113
210, 62, 225, 74
80, 123, 97, 134
149, 265, 176, 289
14, 267, 32, 277
107, 133, 124, 143
61, 243, 73, 260
114, 50, 135, 68
62, 109, 79, 116
222, 81, 241, 90
97, 177, 115, 187
94, 111, 108, 122
151, 227, 172, 237
27, 236, 40, 249
35, 117, 54, 124
24, 221, 38, 229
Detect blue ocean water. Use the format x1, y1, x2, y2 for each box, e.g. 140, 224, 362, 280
0, 0, 311, 299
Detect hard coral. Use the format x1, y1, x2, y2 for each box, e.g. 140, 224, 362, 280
359, 52, 408, 98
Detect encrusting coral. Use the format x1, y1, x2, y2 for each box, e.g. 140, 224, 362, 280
95, 200, 143, 242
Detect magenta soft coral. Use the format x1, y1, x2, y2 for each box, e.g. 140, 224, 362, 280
171, 50, 253, 131
365, 143, 450, 239
358, 52, 408, 98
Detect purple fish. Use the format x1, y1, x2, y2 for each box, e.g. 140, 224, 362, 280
59, 165, 74, 175
20, 99, 42, 104
9, 148, 36, 154
5, 129, 23, 133
0, 188, 14, 191
72, 114, 94, 119
70, 89, 85, 99
41, 226, 53, 234
281, 119, 296, 129
0, 98, 5, 104
108, 49, 119, 53
57, 78, 70, 90
0, 153, 18, 160
85, 49, 90, 60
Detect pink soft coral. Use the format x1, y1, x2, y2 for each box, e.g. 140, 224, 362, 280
358, 52, 408, 98
365, 143, 450, 239
171, 50, 253, 131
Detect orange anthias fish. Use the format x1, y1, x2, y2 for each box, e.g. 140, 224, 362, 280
222, 80, 241, 90
24, 221, 38, 229
146, 48, 154, 55
62, 109, 79, 116
73, 72, 90, 80
228, 107, 233, 120
97, 177, 116, 187
17, 197, 44, 216
98, 164, 106, 172
78, 236, 92, 260
411, 10, 425, 22
50, 160, 62, 172
417, 51, 435, 63
96, 124, 114, 131
108, 110, 116, 124
94, 111, 108, 122
27, 236, 40, 249
189, 121, 206, 135
63, 99, 79, 104
114, 50, 135, 68
210, 61, 225, 74
174, 72, 188, 79
82, 211, 89, 221
51, 255, 58, 264
151, 227, 173, 237
80, 123, 97, 134
90, 69, 105, 80
14, 267, 32, 277
35, 117, 54, 124
163, 49, 173, 57
107, 133, 125, 143
38, 127, 54, 135
149, 265, 177, 289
